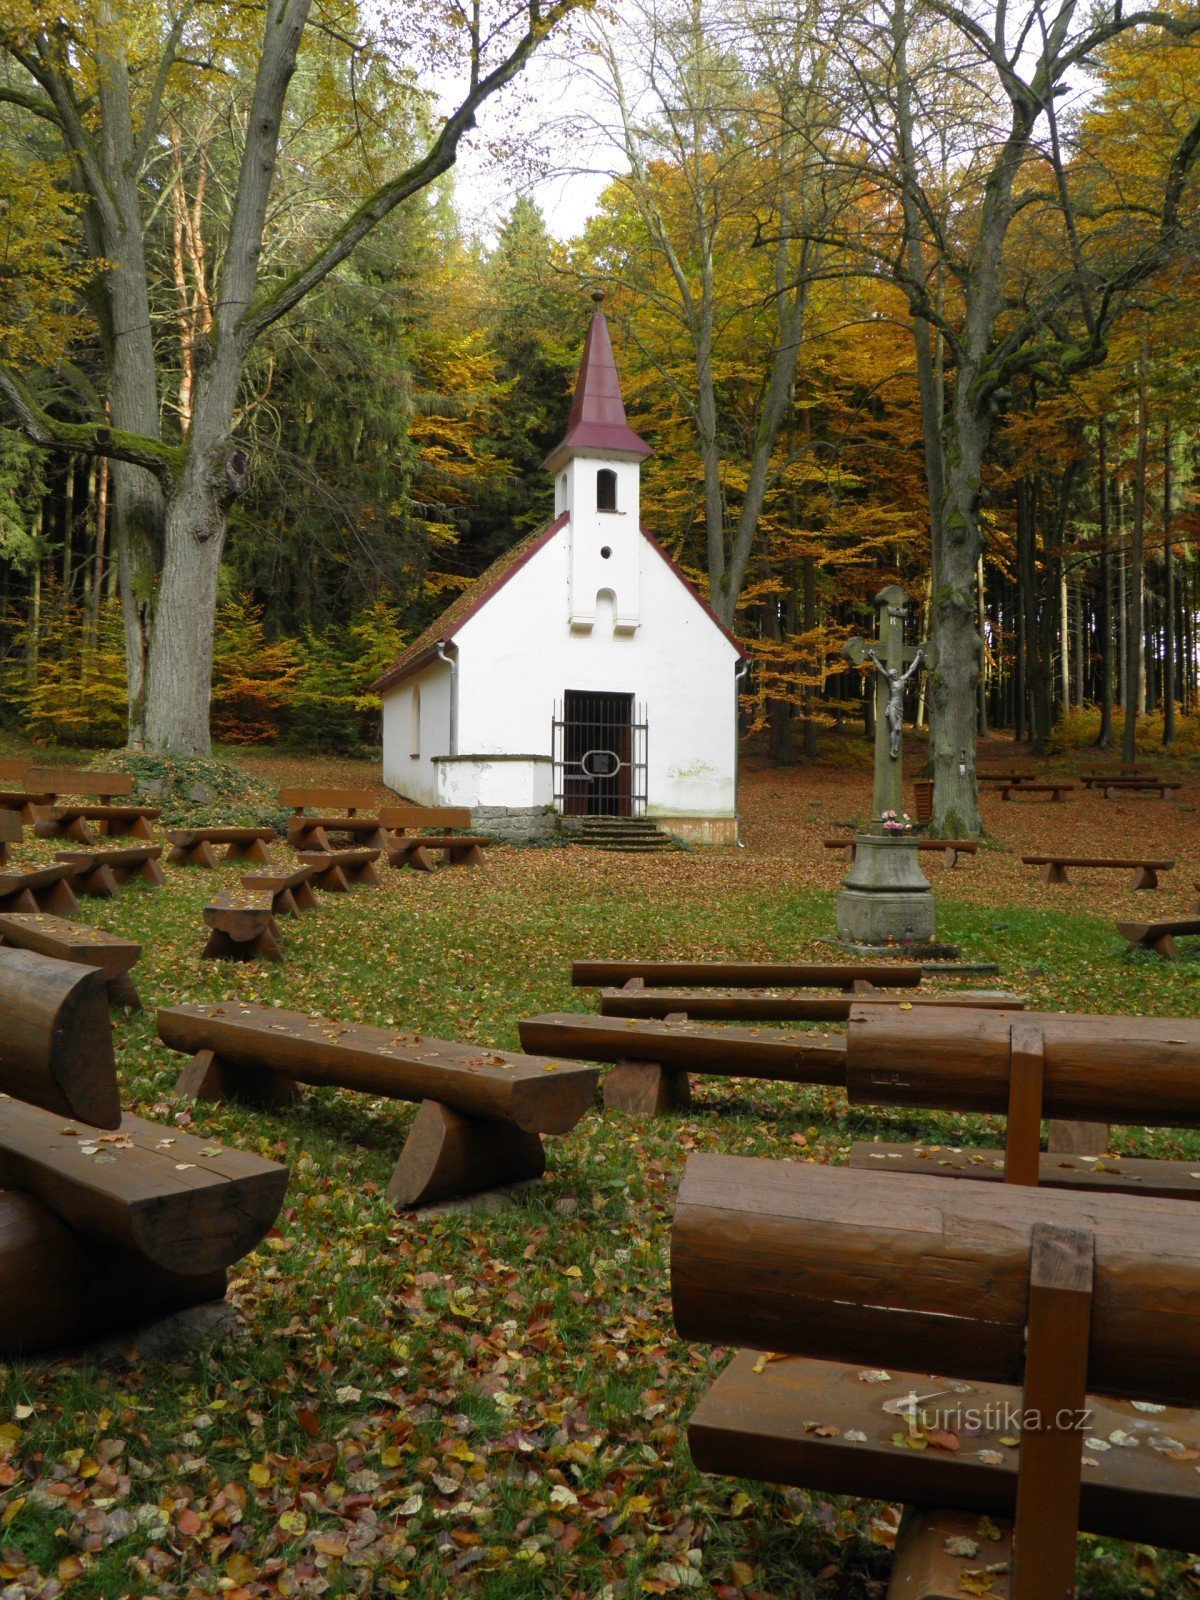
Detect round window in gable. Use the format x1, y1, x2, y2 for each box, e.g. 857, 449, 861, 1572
600, 545, 612, 559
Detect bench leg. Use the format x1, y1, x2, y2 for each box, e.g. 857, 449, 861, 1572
887, 1508, 1013, 1599
1147, 932, 1179, 959
603, 1060, 692, 1115
271, 887, 301, 918
139, 857, 167, 886
1040, 863, 1068, 885
942, 848, 957, 867
225, 838, 272, 864
311, 865, 350, 892
0, 888, 39, 913
1130, 865, 1157, 890
293, 880, 319, 913
388, 843, 436, 872
449, 844, 486, 868
106, 972, 142, 1010
289, 823, 332, 852
202, 922, 282, 962
0, 844, 9, 869
388, 1099, 546, 1209
72, 864, 120, 898
175, 1047, 300, 1109
36, 816, 92, 844
347, 860, 382, 888
171, 840, 219, 868
36, 879, 79, 914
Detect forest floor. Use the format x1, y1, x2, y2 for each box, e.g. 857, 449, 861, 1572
1, 734, 1199, 1599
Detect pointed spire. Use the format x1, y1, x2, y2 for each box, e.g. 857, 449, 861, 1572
544, 292, 652, 470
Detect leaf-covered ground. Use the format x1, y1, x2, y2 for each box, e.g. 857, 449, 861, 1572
2, 742, 1199, 1599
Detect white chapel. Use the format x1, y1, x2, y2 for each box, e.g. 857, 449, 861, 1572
375, 295, 744, 844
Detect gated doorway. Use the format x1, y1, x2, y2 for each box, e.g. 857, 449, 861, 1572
553, 692, 648, 817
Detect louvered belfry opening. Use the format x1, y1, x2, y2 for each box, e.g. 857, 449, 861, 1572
553, 691, 648, 817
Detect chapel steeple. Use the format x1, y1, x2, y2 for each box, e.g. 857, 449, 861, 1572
546, 293, 650, 635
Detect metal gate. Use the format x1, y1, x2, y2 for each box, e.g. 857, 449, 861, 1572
552, 692, 648, 818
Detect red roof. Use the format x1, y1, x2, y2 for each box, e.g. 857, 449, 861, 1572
544, 304, 652, 470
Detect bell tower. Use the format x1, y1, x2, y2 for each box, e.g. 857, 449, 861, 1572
544, 292, 652, 634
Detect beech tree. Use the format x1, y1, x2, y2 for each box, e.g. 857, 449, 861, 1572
0, 0, 582, 754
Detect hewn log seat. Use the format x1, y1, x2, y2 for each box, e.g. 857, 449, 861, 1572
844, 1004, 1200, 1197
0, 810, 20, 867
1099, 777, 1182, 796
26, 767, 159, 842
55, 844, 166, 896
0, 760, 52, 824
673, 1158, 1200, 1594
158, 1000, 599, 1208
0, 946, 120, 1124
977, 770, 1035, 785
1022, 853, 1173, 889
0, 912, 142, 1007
280, 787, 387, 852
297, 848, 382, 891
1117, 916, 1200, 958
597, 986, 1024, 1022
1080, 766, 1156, 788
379, 806, 491, 871
202, 892, 282, 961
519, 1012, 847, 1114
167, 827, 276, 867
571, 959, 923, 990
0, 862, 79, 915
823, 836, 978, 866
240, 863, 319, 916
997, 780, 1075, 800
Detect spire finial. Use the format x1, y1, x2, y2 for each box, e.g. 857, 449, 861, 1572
591, 288, 606, 305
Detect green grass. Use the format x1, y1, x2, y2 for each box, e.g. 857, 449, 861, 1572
1, 847, 1199, 1598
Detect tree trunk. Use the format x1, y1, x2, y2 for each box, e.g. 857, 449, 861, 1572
1095, 420, 1113, 747
1121, 351, 1149, 764
802, 554, 818, 759
1163, 425, 1175, 747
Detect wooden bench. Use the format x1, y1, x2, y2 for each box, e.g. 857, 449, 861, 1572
26, 767, 160, 842
596, 981, 1023, 1023
997, 780, 1075, 801
0, 863, 79, 915
240, 863, 319, 917
0, 810, 20, 867
823, 836, 978, 866
1118, 915, 1200, 958
379, 805, 491, 871
0, 947, 288, 1356
166, 827, 276, 867
279, 787, 387, 852
1022, 853, 1172, 889
1080, 766, 1156, 788
673, 1158, 1200, 1597
1100, 778, 1182, 798
844, 1004, 1200, 1199
55, 844, 166, 897
202, 892, 282, 961
978, 770, 1036, 785
158, 1001, 600, 1208
0, 913, 142, 1007
0, 788, 51, 823
571, 959, 924, 991
297, 847, 382, 890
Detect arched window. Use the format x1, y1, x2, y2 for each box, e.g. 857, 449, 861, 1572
597, 468, 617, 512
410, 684, 421, 758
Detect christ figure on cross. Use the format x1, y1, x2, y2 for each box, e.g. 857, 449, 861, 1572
866, 644, 926, 760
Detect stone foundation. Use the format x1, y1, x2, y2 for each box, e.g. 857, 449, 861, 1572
653, 816, 739, 847
836, 833, 936, 946
472, 805, 561, 846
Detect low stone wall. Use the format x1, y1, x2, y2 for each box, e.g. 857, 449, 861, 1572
655, 815, 739, 847
472, 805, 561, 846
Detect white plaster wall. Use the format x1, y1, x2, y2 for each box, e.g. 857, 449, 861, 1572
381, 660, 452, 803
450, 522, 739, 817
435, 756, 553, 808
554, 454, 642, 630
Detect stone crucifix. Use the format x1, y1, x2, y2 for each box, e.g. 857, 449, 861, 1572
842, 584, 934, 827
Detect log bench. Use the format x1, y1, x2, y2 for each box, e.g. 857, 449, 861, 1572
240, 863, 320, 917
1080, 766, 1156, 788
26, 767, 159, 842
158, 1001, 600, 1208
0, 862, 79, 915
997, 780, 1075, 801
1100, 778, 1182, 798
0, 810, 20, 867
0, 912, 142, 1007
0, 947, 288, 1356
1022, 853, 1173, 890
823, 836, 978, 866
297, 848, 382, 891
673, 1158, 1200, 1597
0, 760, 51, 825
202, 892, 282, 961
596, 982, 1024, 1023
571, 959, 924, 991
1117, 916, 1200, 958
55, 844, 166, 896
280, 787, 388, 852
379, 805, 491, 871
844, 1004, 1200, 1199
167, 827, 276, 867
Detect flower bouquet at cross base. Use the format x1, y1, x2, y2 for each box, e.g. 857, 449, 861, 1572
879, 809, 914, 834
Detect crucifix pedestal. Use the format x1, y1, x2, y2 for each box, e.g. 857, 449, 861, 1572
836, 585, 937, 951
